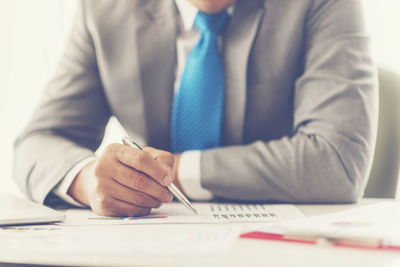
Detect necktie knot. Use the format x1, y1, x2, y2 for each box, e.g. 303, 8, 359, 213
194, 10, 230, 34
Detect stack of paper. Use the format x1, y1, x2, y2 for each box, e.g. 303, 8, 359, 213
244, 201, 400, 250
60, 202, 304, 226
0, 202, 304, 258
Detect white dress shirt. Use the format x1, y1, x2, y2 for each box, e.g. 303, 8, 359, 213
53, 0, 235, 205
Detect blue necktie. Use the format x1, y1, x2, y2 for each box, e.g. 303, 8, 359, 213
171, 10, 229, 153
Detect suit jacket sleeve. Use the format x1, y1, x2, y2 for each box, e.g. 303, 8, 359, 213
200, 0, 378, 203
13, 1, 110, 204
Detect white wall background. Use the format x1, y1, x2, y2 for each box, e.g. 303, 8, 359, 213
0, 0, 78, 194
0, 1, 400, 196
364, 1, 400, 74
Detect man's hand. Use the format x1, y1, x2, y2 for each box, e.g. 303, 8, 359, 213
67, 144, 175, 217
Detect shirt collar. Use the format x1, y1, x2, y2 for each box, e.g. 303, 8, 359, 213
175, 0, 234, 31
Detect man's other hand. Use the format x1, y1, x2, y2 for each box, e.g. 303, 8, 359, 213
67, 144, 175, 217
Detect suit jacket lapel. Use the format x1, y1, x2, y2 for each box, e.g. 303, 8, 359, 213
137, 0, 178, 150
222, 0, 266, 145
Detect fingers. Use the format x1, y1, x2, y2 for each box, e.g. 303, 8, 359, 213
93, 196, 151, 217
116, 145, 173, 186
109, 179, 162, 209
143, 147, 174, 171
88, 143, 176, 217
114, 164, 173, 203
112, 200, 151, 217
90, 172, 160, 216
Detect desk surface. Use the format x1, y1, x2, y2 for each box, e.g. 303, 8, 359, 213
1, 198, 399, 267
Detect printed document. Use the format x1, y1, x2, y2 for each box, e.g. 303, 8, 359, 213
60, 202, 304, 226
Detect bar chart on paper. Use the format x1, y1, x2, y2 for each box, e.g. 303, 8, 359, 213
61, 203, 304, 226
150, 203, 304, 223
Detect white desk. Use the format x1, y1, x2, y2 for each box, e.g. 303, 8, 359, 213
1, 199, 400, 267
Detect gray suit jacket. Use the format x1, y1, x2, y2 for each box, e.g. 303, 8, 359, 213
14, 0, 378, 204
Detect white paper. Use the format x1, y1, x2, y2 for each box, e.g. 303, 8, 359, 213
254, 201, 400, 246
60, 202, 304, 226
0, 202, 304, 258
0, 224, 242, 256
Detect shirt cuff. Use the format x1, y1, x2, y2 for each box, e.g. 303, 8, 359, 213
53, 156, 96, 207
178, 150, 213, 200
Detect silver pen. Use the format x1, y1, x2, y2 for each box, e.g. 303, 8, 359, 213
122, 137, 198, 215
